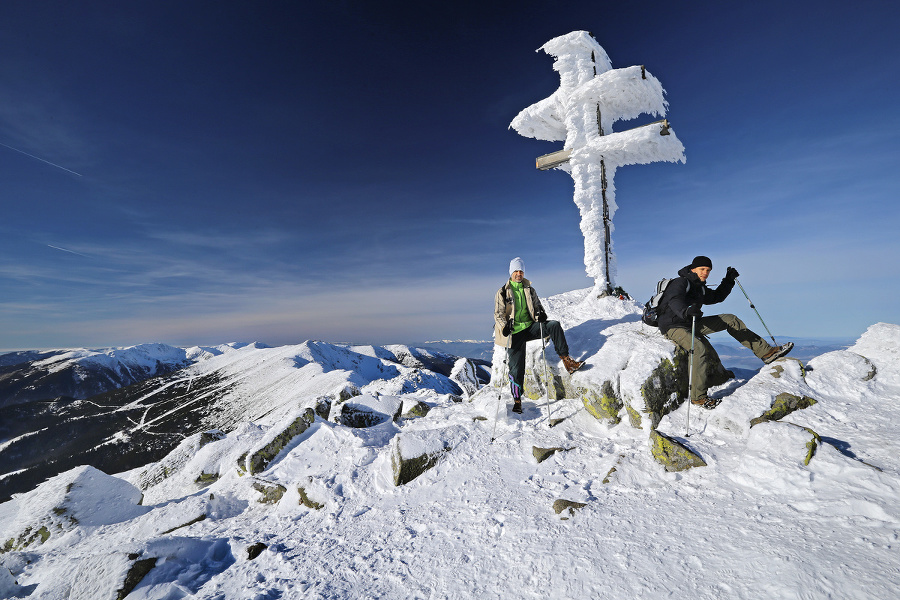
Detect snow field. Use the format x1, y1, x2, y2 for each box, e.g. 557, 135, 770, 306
1, 307, 898, 598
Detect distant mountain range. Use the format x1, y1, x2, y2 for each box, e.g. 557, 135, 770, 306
0, 342, 489, 502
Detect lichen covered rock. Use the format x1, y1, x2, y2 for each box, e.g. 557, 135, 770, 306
750, 393, 818, 427
649, 430, 707, 472
252, 479, 287, 504
582, 380, 623, 424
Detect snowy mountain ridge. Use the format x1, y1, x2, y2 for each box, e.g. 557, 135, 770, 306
1, 290, 898, 599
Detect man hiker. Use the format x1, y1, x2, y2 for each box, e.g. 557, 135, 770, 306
657, 255, 794, 409
494, 257, 584, 413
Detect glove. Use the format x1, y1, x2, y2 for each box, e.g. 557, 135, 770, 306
502, 320, 512, 336
535, 309, 548, 323
725, 266, 739, 281
686, 304, 703, 318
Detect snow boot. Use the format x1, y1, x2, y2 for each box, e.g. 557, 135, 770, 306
762, 342, 794, 364
561, 355, 585, 374
512, 400, 523, 414
691, 394, 722, 410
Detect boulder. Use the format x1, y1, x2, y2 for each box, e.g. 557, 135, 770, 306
401, 398, 431, 419
582, 380, 623, 424
391, 426, 467, 486
750, 393, 818, 427
245, 408, 316, 475
117, 555, 158, 600
649, 430, 707, 472
251, 479, 287, 504
246, 542, 267, 560
533, 446, 567, 463
336, 394, 403, 428
553, 499, 587, 516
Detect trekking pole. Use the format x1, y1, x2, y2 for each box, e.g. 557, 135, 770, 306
490, 325, 511, 443
539, 321, 553, 424
735, 279, 778, 346
685, 315, 696, 437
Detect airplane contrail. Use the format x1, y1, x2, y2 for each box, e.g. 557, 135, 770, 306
47, 244, 90, 258
0, 141, 83, 176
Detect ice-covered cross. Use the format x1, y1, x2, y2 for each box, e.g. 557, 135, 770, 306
511, 31, 686, 297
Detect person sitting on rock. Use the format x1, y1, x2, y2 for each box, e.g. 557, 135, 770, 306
494, 257, 584, 413
657, 255, 793, 409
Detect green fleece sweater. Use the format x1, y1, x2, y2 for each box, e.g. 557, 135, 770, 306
509, 280, 533, 334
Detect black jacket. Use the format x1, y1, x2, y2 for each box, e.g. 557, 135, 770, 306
657, 265, 735, 333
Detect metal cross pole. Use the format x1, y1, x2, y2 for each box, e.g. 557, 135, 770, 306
596, 80, 613, 297
600, 159, 613, 296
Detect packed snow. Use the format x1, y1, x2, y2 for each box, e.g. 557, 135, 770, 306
1, 289, 897, 599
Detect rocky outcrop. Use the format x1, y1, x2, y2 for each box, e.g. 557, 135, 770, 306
1, 466, 147, 554
298, 486, 325, 510
136, 430, 226, 491
117, 555, 158, 600
490, 320, 689, 431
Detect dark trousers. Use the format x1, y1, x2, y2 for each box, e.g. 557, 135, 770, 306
507, 321, 569, 399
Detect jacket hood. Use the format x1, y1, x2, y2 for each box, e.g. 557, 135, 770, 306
677, 266, 703, 284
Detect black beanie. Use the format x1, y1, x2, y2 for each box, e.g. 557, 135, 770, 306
689, 255, 712, 269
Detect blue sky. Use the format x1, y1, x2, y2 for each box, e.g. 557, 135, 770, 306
1, 0, 898, 350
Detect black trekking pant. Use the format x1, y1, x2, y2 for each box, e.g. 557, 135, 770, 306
507, 321, 569, 399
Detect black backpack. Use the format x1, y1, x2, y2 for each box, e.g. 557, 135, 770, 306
641, 278, 689, 327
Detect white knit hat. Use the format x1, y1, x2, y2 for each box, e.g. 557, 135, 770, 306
509, 257, 524, 275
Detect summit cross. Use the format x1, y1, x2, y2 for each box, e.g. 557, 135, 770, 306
511, 31, 686, 297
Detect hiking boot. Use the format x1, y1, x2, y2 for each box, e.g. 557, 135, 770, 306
561, 355, 585, 374
762, 342, 794, 364
691, 395, 722, 409
512, 400, 523, 414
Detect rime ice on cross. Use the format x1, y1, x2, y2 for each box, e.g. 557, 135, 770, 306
511, 31, 686, 297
